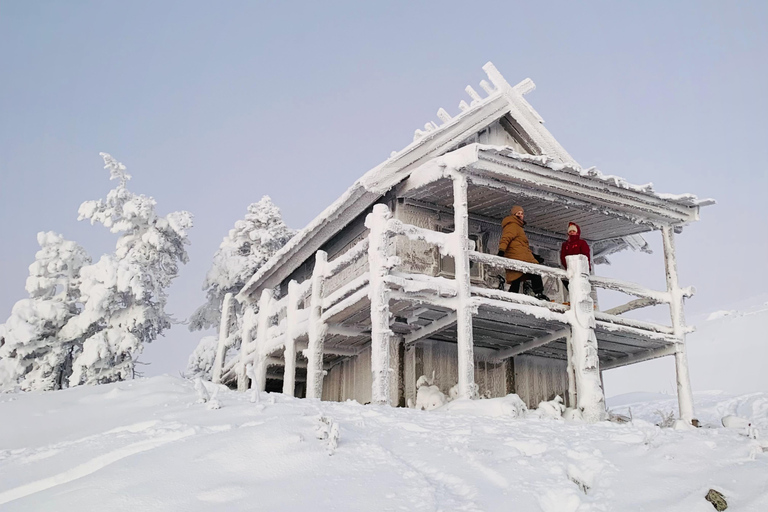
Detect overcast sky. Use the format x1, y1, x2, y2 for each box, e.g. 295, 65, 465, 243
1, 1, 766, 389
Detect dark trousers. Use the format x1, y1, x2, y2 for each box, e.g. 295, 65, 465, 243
508, 274, 544, 294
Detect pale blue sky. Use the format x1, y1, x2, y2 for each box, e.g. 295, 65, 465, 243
1, 1, 766, 380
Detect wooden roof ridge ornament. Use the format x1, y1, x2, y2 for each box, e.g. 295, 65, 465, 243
412, 62, 576, 166
482, 62, 577, 165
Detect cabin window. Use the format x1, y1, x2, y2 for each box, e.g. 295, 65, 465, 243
438, 230, 483, 281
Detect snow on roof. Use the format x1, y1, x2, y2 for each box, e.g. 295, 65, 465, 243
237, 63, 713, 302
477, 146, 716, 209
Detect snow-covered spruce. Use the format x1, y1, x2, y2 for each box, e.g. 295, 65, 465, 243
189, 196, 294, 333
0, 232, 90, 391
60, 153, 193, 386
185, 335, 219, 380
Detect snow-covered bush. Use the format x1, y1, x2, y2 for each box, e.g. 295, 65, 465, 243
0, 232, 90, 391
61, 153, 193, 386
189, 196, 294, 332
533, 395, 566, 419
415, 373, 448, 410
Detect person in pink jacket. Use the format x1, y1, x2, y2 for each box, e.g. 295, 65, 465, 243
560, 222, 591, 271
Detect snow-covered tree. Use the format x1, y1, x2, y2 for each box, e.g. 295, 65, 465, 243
0, 232, 90, 391
189, 196, 294, 332
61, 153, 193, 386
184, 335, 218, 380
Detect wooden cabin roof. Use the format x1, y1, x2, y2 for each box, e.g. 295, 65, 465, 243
237, 63, 713, 303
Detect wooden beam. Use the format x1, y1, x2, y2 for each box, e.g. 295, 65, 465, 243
603, 297, 658, 316
662, 226, 695, 423
403, 313, 457, 345
492, 328, 570, 362
306, 250, 328, 399
296, 341, 361, 357
601, 344, 677, 371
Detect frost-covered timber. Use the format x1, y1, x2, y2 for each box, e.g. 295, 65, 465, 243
565, 255, 607, 422
662, 226, 695, 424
211, 293, 234, 384
366, 205, 394, 405
220, 62, 712, 424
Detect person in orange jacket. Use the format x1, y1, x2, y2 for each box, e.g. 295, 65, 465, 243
497, 205, 550, 301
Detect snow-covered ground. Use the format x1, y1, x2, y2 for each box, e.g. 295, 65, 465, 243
1, 376, 766, 511
2, 298, 767, 511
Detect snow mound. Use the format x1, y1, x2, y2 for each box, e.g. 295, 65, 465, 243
440, 394, 528, 418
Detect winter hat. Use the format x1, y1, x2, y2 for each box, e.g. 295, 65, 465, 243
567, 222, 581, 236
511, 205, 524, 216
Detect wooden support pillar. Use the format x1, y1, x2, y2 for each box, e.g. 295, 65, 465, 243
565, 331, 576, 408
306, 250, 328, 399
662, 226, 695, 424
251, 288, 273, 393
236, 305, 258, 392
212, 292, 234, 384
366, 204, 394, 405
566, 254, 607, 422
450, 171, 477, 399
282, 280, 299, 396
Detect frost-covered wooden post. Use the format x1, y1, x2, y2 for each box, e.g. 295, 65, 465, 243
662, 226, 695, 424
212, 292, 234, 384
251, 288, 274, 393
449, 171, 477, 400
366, 204, 394, 405
566, 254, 607, 422
306, 250, 328, 399
282, 280, 299, 396
565, 332, 577, 408
236, 305, 258, 392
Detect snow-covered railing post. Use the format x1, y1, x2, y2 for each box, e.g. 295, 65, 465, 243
366, 204, 394, 405
565, 331, 576, 408
306, 250, 328, 399
565, 254, 607, 422
251, 288, 274, 393
236, 305, 258, 392
449, 170, 477, 400
662, 226, 695, 424
282, 280, 299, 396
212, 292, 234, 384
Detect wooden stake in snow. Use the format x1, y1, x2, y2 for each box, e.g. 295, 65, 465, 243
366, 204, 394, 405
212, 292, 234, 384
282, 280, 299, 396
566, 254, 607, 422
662, 226, 695, 424
251, 288, 274, 393
306, 250, 328, 399
449, 171, 477, 400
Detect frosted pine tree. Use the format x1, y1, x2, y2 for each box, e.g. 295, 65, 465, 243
0, 232, 90, 392
189, 196, 294, 331
184, 335, 218, 380
61, 153, 193, 385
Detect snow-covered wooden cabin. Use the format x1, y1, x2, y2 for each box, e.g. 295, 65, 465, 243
213, 62, 712, 423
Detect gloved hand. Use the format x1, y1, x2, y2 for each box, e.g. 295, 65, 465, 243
497, 250, 505, 257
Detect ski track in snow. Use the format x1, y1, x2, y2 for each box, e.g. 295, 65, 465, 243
0, 426, 195, 506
